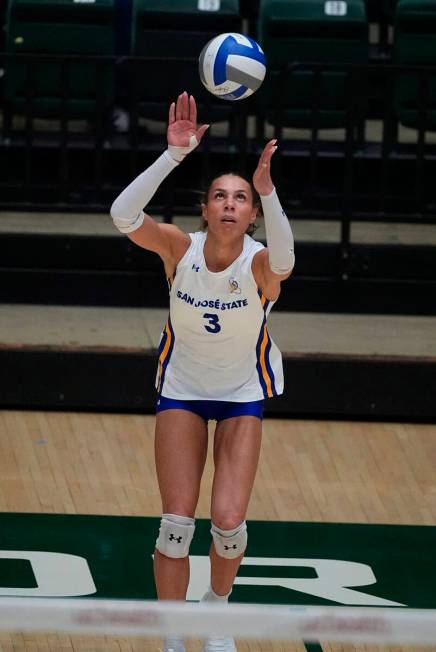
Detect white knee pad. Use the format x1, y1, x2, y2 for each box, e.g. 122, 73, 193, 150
156, 513, 195, 559
211, 521, 247, 559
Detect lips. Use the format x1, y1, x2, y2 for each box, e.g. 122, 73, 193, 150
221, 215, 236, 223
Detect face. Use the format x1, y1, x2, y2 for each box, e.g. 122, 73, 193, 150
202, 175, 257, 237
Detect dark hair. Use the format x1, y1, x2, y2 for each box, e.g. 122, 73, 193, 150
200, 171, 261, 236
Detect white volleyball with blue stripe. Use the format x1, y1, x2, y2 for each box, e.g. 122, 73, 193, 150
199, 33, 266, 101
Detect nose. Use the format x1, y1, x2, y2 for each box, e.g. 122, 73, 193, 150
224, 195, 235, 210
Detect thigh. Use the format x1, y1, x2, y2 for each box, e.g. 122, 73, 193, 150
211, 416, 262, 527
155, 409, 208, 517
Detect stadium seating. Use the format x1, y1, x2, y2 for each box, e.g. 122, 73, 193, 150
382, 0, 399, 22
393, 0, 436, 130
131, 0, 242, 121
257, 0, 369, 129
132, 0, 241, 58
0, 0, 6, 51
4, 0, 115, 118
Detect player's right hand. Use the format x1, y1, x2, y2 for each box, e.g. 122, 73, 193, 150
167, 92, 209, 149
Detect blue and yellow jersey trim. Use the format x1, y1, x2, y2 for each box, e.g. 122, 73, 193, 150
255, 289, 277, 399
156, 315, 175, 395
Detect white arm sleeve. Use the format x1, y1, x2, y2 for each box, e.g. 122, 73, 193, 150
260, 187, 295, 275
110, 150, 179, 233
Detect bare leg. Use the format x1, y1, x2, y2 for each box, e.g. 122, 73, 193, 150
209, 544, 244, 597
154, 552, 190, 601
154, 408, 208, 600
210, 415, 262, 595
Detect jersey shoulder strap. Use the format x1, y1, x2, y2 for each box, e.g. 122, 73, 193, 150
240, 235, 264, 271
175, 230, 205, 270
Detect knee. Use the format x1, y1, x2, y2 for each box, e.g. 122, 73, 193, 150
155, 513, 195, 559
211, 512, 246, 532
211, 520, 247, 560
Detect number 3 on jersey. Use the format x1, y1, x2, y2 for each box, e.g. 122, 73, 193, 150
203, 313, 221, 334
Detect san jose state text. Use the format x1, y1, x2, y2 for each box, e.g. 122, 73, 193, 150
176, 290, 248, 311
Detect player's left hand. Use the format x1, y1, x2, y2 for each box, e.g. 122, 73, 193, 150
253, 139, 277, 196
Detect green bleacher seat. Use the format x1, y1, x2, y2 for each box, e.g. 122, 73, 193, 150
131, 0, 242, 121
382, 0, 399, 22
132, 0, 241, 58
0, 0, 7, 51
5, 0, 115, 118
257, 0, 369, 129
393, 0, 436, 130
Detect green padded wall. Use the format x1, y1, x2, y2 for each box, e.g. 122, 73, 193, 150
393, 0, 436, 130
131, 0, 242, 121
257, 0, 369, 128
5, 0, 115, 118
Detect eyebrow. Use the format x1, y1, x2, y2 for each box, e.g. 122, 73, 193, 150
213, 188, 248, 193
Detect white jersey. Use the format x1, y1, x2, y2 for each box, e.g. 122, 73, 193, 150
155, 231, 284, 401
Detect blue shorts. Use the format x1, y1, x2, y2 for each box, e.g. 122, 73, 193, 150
156, 395, 264, 422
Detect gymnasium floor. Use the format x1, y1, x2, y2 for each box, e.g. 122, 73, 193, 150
0, 410, 435, 651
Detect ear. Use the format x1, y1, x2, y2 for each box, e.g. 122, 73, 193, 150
250, 206, 258, 223
201, 202, 207, 219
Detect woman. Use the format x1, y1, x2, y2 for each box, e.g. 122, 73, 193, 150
110, 92, 295, 652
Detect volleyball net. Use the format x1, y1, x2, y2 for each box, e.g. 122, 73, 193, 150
0, 597, 435, 646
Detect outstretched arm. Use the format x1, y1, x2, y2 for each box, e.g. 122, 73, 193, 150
110, 92, 209, 265
252, 140, 295, 297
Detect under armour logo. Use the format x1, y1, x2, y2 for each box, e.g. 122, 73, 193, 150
192, 264, 200, 272
224, 544, 238, 550
169, 534, 183, 543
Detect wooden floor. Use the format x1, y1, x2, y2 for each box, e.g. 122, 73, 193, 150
0, 410, 435, 652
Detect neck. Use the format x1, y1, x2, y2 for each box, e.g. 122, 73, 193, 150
203, 232, 245, 272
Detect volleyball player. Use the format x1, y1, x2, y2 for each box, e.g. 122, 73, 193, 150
111, 91, 295, 652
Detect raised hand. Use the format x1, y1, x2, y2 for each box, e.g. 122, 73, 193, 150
253, 139, 277, 196
167, 92, 209, 148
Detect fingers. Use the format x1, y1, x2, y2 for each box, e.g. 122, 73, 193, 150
196, 123, 210, 142
260, 139, 278, 168
253, 140, 277, 194
182, 91, 189, 120
264, 138, 278, 157
175, 92, 188, 121
189, 94, 197, 126
168, 101, 175, 125
175, 91, 198, 123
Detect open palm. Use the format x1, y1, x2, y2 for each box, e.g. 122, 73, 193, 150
253, 139, 277, 196
167, 92, 209, 147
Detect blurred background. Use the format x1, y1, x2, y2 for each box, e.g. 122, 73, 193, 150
0, 0, 435, 421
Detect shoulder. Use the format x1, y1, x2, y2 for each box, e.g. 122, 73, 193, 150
127, 217, 191, 263
168, 230, 206, 272
252, 247, 292, 301
251, 247, 269, 284
242, 235, 264, 263
159, 223, 192, 253
173, 229, 205, 258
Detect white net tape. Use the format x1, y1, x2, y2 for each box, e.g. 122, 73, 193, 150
0, 598, 434, 645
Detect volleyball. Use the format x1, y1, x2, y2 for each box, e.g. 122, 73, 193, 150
198, 33, 266, 101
